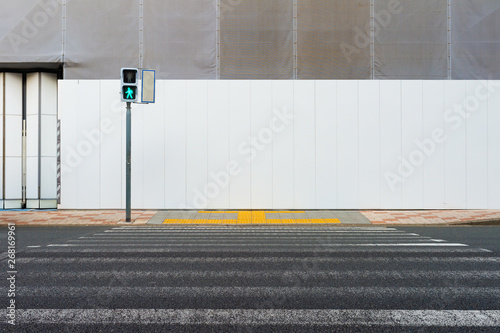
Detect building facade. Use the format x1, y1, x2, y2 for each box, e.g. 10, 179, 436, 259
1, 0, 500, 209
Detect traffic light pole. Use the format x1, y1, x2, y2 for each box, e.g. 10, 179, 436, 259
126, 102, 132, 223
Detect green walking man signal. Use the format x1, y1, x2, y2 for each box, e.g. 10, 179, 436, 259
120, 68, 138, 102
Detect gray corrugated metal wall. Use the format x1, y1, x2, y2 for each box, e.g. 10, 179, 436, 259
1, 0, 499, 79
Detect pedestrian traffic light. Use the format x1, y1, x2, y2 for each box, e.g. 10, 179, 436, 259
121, 68, 138, 102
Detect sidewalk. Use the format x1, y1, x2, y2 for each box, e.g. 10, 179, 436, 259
1, 209, 500, 226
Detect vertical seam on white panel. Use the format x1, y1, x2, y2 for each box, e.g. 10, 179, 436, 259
139, 0, 144, 69
421, 81, 424, 207
378, 81, 381, 209
486, 81, 489, 207
357, 80, 360, 208
370, 0, 375, 79
98, 81, 101, 208
38, 74, 42, 202
443, 82, 446, 207
314, 81, 316, 208
271, 82, 274, 209
377, 81, 380, 208
248, 82, 251, 209
400, 81, 403, 208
185, 82, 188, 209
335, 81, 338, 209
293, 0, 298, 80
465, 83, 468, 208
249, 82, 252, 209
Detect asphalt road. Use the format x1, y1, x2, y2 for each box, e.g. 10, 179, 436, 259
1, 225, 499, 332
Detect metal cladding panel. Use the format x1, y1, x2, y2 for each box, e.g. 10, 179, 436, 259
143, 0, 216, 79
0, 0, 62, 63
452, 0, 500, 79
220, 0, 293, 79
297, 0, 371, 79
374, 0, 448, 79
64, 0, 140, 79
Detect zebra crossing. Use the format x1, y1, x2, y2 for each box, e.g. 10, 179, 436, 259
12, 226, 500, 332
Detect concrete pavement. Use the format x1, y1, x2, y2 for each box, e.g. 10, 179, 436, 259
1, 209, 500, 226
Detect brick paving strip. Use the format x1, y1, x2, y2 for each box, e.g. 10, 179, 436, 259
0, 210, 499, 226
361, 210, 500, 225
0, 210, 158, 226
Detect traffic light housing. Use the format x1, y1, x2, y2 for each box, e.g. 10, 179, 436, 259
121, 68, 138, 102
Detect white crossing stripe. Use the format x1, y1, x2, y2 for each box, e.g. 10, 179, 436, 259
16, 309, 500, 326
43, 242, 469, 247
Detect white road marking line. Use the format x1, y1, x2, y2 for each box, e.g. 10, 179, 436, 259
15, 309, 500, 326
42, 243, 469, 247
22, 269, 500, 280
27, 246, 41, 248
18, 256, 498, 264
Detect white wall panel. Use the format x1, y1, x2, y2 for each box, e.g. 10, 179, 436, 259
59, 80, 79, 209
422, 81, 446, 208
444, 81, 467, 208
40, 157, 57, 199
143, 80, 165, 209
337, 81, 359, 208
488, 81, 500, 208
26, 73, 39, 200
4, 73, 23, 204
293, 81, 316, 208
401, 81, 423, 208
99, 80, 123, 209
250, 81, 273, 209
186, 81, 208, 209
131, 103, 145, 209
58, 79, 500, 210
229, 81, 251, 209
165, 81, 187, 209
380, 81, 402, 209
465, 80, 488, 209
272, 81, 294, 209
40, 73, 58, 116
4, 158, 22, 203
40, 73, 58, 201
207, 81, 230, 209
358, 81, 380, 208
315, 81, 337, 209
75, 80, 101, 209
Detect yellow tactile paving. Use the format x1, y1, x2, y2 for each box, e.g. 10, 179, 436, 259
163, 213, 342, 224
192, 219, 210, 224
163, 219, 192, 224
252, 211, 266, 220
